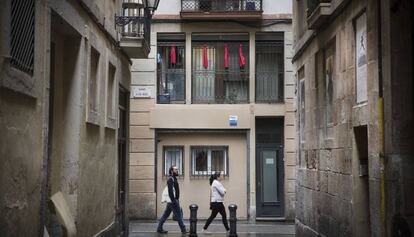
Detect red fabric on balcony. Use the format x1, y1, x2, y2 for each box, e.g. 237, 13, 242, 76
171, 45, 176, 65
224, 44, 229, 69
203, 45, 208, 69
239, 43, 246, 69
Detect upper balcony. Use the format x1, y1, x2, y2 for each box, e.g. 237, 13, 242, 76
306, 0, 331, 29
116, 0, 151, 58
180, 0, 263, 21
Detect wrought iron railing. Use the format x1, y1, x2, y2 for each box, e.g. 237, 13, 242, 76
255, 42, 284, 103
307, 0, 331, 17
192, 70, 249, 104
115, 4, 151, 47
181, 0, 262, 12
256, 71, 284, 103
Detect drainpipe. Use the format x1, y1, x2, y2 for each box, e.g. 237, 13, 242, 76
376, 1, 386, 236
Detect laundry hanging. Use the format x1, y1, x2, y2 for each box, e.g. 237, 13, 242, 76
203, 45, 208, 69
224, 44, 229, 69
239, 43, 246, 69
171, 45, 176, 65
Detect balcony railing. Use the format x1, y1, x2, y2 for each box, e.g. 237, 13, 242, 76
181, 0, 262, 20
192, 70, 249, 104
182, 0, 262, 12
306, 0, 331, 29
116, 0, 151, 58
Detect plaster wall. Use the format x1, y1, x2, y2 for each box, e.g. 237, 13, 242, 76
155, 133, 248, 219
0, 0, 131, 236
0, 1, 48, 235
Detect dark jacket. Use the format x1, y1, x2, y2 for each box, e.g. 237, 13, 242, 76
167, 176, 180, 202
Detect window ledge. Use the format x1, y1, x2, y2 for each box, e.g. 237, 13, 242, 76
86, 109, 100, 126
307, 2, 332, 30
105, 116, 117, 130
0, 58, 36, 98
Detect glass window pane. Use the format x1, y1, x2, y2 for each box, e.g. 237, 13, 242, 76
165, 148, 183, 175
194, 149, 208, 173
262, 150, 278, 202
211, 150, 224, 173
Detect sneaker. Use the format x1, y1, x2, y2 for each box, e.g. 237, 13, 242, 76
157, 229, 168, 234
201, 229, 211, 235
181, 228, 189, 234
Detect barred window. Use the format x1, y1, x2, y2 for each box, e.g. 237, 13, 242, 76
10, 0, 36, 75
164, 146, 184, 176
191, 146, 228, 176
157, 34, 186, 104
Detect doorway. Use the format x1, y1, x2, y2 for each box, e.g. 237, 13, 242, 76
116, 86, 129, 235
255, 118, 284, 218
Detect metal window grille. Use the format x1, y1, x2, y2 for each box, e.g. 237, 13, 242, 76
192, 42, 249, 104
255, 42, 284, 103
10, 0, 35, 75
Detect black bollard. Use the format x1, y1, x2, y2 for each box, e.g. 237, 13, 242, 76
189, 204, 198, 237
228, 204, 238, 237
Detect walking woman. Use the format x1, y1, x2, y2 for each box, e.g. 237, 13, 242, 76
202, 172, 230, 233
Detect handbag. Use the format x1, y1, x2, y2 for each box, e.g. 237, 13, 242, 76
172, 207, 183, 221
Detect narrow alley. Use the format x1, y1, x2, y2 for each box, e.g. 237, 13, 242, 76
0, 0, 413, 237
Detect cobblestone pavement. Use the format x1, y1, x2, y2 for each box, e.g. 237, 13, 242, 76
129, 220, 295, 237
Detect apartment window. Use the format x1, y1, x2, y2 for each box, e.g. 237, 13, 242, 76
324, 42, 335, 126
298, 66, 305, 144
256, 33, 284, 103
106, 63, 116, 128
191, 146, 228, 176
157, 34, 185, 104
192, 33, 249, 104
164, 146, 184, 176
87, 47, 101, 124
10, 0, 35, 75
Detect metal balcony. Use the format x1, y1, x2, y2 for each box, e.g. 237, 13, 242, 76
181, 0, 263, 20
307, 0, 331, 29
116, 1, 151, 58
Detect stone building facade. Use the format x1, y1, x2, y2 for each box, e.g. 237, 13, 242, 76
0, 0, 149, 236
128, 0, 296, 222
293, 0, 414, 236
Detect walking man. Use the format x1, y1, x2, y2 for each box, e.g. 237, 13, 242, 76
157, 166, 187, 234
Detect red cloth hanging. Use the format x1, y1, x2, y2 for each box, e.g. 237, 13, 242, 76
171, 45, 176, 65
224, 44, 229, 69
239, 43, 246, 69
203, 45, 208, 69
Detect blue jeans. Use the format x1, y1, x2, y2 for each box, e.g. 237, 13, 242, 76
157, 200, 186, 232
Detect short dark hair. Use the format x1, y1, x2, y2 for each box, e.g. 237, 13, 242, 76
169, 166, 176, 175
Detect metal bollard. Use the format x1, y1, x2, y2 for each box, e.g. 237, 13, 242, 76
189, 204, 198, 237
228, 204, 238, 237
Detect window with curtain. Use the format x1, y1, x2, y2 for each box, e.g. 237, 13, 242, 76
192, 34, 249, 104
157, 34, 185, 103
191, 146, 228, 176
164, 146, 184, 176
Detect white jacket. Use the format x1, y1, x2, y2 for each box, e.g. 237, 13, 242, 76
211, 180, 226, 202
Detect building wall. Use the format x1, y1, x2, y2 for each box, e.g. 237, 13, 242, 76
0, 0, 131, 236
381, 0, 414, 234
293, 0, 383, 236
155, 133, 248, 219
129, 0, 295, 221
0, 1, 47, 235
